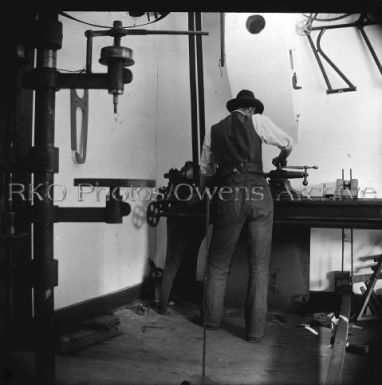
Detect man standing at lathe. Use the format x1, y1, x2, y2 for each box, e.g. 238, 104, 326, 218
200, 89, 293, 342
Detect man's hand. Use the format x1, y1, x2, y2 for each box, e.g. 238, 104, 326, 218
272, 156, 287, 169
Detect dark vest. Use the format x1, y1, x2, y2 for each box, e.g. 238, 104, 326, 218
211, 111, 263, 174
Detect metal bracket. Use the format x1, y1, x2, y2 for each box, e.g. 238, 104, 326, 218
70, 89, 88, 164
0, 147, 59, 173
306, 30, 357, 94
306, 15, 382, 94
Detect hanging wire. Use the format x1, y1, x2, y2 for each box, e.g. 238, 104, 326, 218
58, 11, 169, 29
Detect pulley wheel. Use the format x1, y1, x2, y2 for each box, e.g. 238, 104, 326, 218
146, 201, 161, 227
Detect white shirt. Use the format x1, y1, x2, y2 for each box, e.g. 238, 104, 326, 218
200, 110, 294, 176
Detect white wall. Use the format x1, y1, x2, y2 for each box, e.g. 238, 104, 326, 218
54, 12, 229, 308
54, 12, 203, 308
225, 13, 298, 173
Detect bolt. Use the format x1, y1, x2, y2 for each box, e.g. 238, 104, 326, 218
113, 20, 123, 46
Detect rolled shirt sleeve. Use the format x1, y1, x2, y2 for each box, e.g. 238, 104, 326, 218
200, 127, 217, 176
252, 114, 294, 150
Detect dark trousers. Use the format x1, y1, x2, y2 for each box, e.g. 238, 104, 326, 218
159, 216, 205, 313
206, 173, 274, 339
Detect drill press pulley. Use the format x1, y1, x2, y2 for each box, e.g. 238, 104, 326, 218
97, 21, 135, 113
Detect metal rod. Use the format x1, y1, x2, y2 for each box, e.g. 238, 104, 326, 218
325, 283, 352, 385
85, 31, 93, 73
341, 228, 345, 272
220, 13, 225, 67
89, 29, 208, 37
33, 12, 59, 385
306, 33, 333, 92
310, 20, 379, 31
316, 29, 356, 90
59, 72, 132, 89
358, 27, 382, 76
124, 29, 208, 35
350, 228, 353, 278
195, 12, 206, 155
188, 12, 199, 176
202, 195, 210, 378
55, 207, 113, 222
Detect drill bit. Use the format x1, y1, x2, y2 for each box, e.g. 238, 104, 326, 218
113, 94, 118, 114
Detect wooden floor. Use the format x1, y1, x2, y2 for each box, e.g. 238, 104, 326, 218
7, 302, 382, 385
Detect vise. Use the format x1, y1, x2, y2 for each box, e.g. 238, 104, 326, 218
265, 165, 319, 200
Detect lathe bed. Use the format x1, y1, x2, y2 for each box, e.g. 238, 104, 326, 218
274, 198, 382, 229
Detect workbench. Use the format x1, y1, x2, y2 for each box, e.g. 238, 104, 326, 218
162, 198, 382, 312
274, 198, 382, 229
263, 198, 382, 311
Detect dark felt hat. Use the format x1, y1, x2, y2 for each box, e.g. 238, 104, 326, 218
226, 89, 264, 114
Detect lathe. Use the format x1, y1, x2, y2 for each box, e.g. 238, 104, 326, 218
149, 161, 382, 315
147, 162, 382, 229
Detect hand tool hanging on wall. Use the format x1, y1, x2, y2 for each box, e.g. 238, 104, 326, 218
289, 49, 302, 90
70, 89, 88, 163
219, 13, 225, 68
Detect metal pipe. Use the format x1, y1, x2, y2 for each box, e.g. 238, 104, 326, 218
350, 228, 354, 278
85, 31, 93, 73
341, 228, 345, 272
202, 195, 210, 378
123, 29, 208, 35
306, 33, 333, 92
33, 13, 59, 385
325, 283, 352, 385
220, 13, 225, 67
195, 12, 206, 155
358, 27, 382, 76
59, 71, 132, 89
188, 13, 199, 177
316, 29, 356, 89
310, 20, 379, 31
88, 29, 208, 37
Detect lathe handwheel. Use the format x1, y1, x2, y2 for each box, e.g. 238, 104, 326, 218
146, 201, 162, 227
